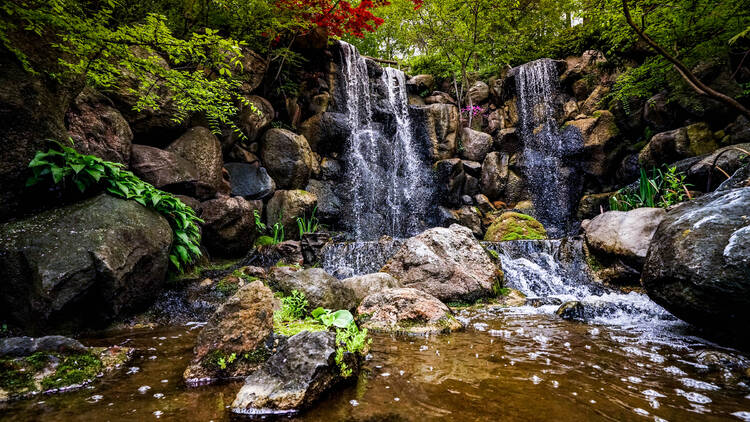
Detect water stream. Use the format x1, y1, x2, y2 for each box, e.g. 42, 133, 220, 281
338, 42, 435, 241
513, 59, 584, 238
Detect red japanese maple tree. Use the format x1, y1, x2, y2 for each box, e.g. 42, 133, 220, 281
275, 0, 423, 38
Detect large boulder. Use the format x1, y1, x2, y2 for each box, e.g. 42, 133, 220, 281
224, 162, 275, 200
265, 190, 317, 240
382, 224, 499, 302
66, 87, 133, 165
235, 48, 268, 95
481, 152, 509, 200
417, 104, 459, 160
130, 144, 201, 194
484, 212, 547, 241
434, 158, 466, 207
0, 49, 79, 222
639, 122, 719, 168
298, 112, 350, 154
260, 129, 315, 189
231, 331, 354, 415
305, 179, 342, 223
0, 194, 172, 332
642, 187, 750, 336
268, 268, 357, 310
341, 273, 402, 306
200, 196, 262, 258
460, 127, 493, 162
167, 126, 228, 199
467, 81, 490, 104
584, 208, 666, 264
357, 288, 462, 334
683, 143, 750, 191
184, 281, 275, 385
407, 74, 435, 93
584, 207, 666, 284
565, 110, 619, 178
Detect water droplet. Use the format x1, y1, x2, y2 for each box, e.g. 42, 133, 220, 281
381, 372, 390, 377
394, 397, 400, 401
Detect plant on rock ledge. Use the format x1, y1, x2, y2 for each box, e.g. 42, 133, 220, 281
26, 141, 203, 272
296, 206, 320, 238
609, 166, 692, 211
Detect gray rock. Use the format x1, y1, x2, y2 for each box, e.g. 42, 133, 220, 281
130, 144, 200, 194
66, 87, 133, 165
319, 158, 342, 180
298, 112, 350, 155
481, 152, 509, 200
268, 268, 357, 310
467, 81, 490, 104
260, 129, 315, 189
265, 190, 317, 240
461, 127, 493, 162
305, 179, 341, 223
0, 336, 87, 357
417, 104, 459, 160
341, 273, 402, 306
642, 187, 750, 336
382, 224, 499, 302
357, 288, 462, 334
584, 208, 666, 264
167, 126, 228, 199
0, 194, 172, 332
556, 301, 585, 321
224, 162, 275, 200
201, 196, 262, 258
237, 95, 273, 143
231, 331, 353, 415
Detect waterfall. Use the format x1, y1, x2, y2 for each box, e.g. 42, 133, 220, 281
337, 42, 435, 241
514, 59, 584, 238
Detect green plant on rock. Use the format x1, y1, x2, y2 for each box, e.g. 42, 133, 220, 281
253, 209, 285, 246
274, 290, 309, 323
484, 212, 547, 242
296, 206, 320, 238
26, 141, 203, 272
40, 352, 102, 390
609, 166, 692, 211
312, 307, 371, 377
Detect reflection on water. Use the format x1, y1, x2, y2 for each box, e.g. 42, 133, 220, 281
2, 311, 749, 422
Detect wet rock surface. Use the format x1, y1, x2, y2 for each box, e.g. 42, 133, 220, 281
382, 224, 499, 302
231, 330, 354, 415
166, 126, 227, 199
0, 194, 172, 333
357, 288, 462, 334
224, 162, 275, 200
642, 187, 750, 337
183, 281, 275, 385
341, 272, 402, 306
200, 196, 262, 258
268, 267, 357, 310
584, 207, 666, 265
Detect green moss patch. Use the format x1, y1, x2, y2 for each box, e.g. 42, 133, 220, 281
273, 318, 328, 337
40, 353, 102, 390
484, 212, 547, 242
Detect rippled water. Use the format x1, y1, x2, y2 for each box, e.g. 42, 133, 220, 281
2, 312, 749, 422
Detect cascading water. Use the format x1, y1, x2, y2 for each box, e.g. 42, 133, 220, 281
337, 42, 435, 241
485, 239, 678, 326
514, 59, 584, 238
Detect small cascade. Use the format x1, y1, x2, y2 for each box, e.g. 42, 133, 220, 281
320, 239, 404, 279
337, 42, 435, 240
486, 239, 677, 325
513, 59, 584, 238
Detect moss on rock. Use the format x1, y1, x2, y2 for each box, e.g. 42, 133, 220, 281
484, 212, 547, 241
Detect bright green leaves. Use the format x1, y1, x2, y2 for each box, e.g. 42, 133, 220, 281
609, 166, 693, 211
27, 140, 203, 273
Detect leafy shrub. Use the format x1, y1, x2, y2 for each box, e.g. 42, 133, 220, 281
274, 290, 309, 322
253, 209, 284, 245
26, 141, 203, 272
609, 166, 692, 211
312, 307, 370, 377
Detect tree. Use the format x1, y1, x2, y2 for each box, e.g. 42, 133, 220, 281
621, 0, 750, 118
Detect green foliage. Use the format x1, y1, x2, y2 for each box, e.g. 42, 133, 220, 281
609, 166, 692, 211
254, 209, 285, 246
484, 212, 547, 242
313, 308, 370, 377
215, 278, 239, 297
274, 290, 309, 322
26, 141, 203, 272
0, 1, 254, 137
296, 206, 320, 238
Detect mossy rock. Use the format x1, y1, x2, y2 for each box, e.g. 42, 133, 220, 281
483, 212, 547, 241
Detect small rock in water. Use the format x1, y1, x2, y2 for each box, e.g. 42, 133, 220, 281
138, 386, 151, 394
